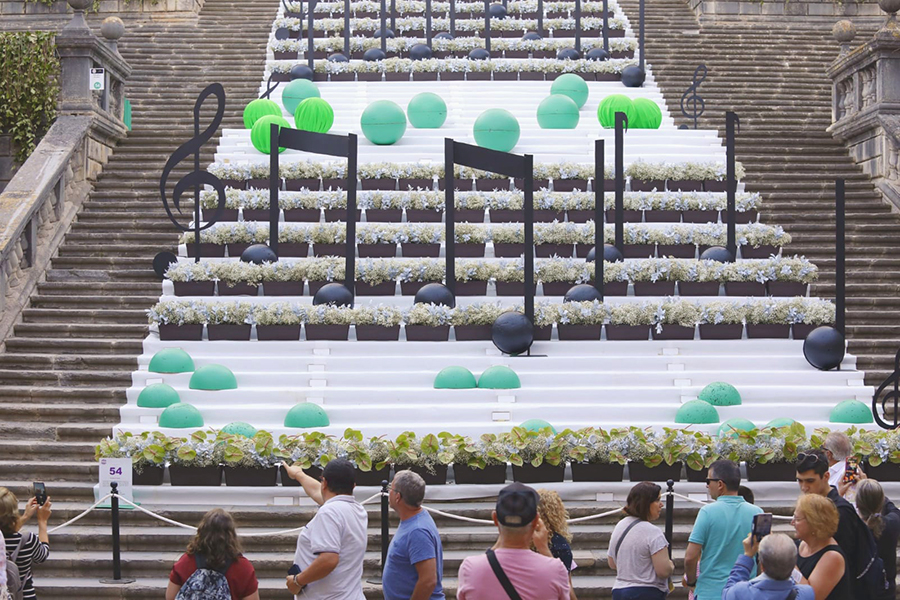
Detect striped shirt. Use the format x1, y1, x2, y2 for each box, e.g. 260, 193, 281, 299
5, 531, 50, 600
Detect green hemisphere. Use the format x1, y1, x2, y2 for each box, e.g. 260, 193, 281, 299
148, 348, 195, 374
284, 402, 331, 428
159, 402, 205, 428
675, 400, 720, 424
536, 94, 580, 129
360, 100, 408, 145
765, 418, 796, 428
189, 364, 238, 391
477, 365, 521, 389
473, 108, 520, 152
407, 92, 447, 128
718, 418, 756, 438
282, 79, 321, 115
550, 73, 589, 108
520, 418, 557, 434
434, 366, 478, 389
243, 98, 282, 129
830, 400, 874, 424
137, 383, 181, 408
698, 382, 742, 407
222, 421, 258, 438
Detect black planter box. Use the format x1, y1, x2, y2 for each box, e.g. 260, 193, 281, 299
158, 324, 203, 341
657, 244, 696, 259
533, 325, 553, 341
792, 324, 817, 340
633, 282, 676, 296
173, 281, 215, 297
257, 324, 301, 341
324, 209, 362, 222
359, 244, 397, 258
133, 466, 165, 486
746, 324, 790, 339
533, 210, 566, 223
208, 324, 252, 341
679, 282, 720, 296
355, 466, 392, 487
281, 465, 323, 486
407, 209, 442, 222
490, 209, 524, 223
768, 282, 808, 297
170, 465, 222, 486
218, 282, 259, 296
864, 461, 900, 482
542, 282, 575, 296
400, 281, 437, 296
667, 180, 703, 192
628, 461, 682, 482
313, 243, 347, 257
493, 243, 526, 258
495, 282, 537, 296
224, 466, 278, 486
571, 462, 624, 482
455, 209, 486, 222
406, 325, 451, 341
398, 178, 433, 190
185, 243, 225, 258
566, 209, 594, 223
725, 282, 766, 297
285, 178, 319, 191
606, 325, 649, 341
455, 281, 489, 296
226, 243, 252, 257
356, 281, 397, 295
512, 463, 566, 483
279, 243, 310, 257
454, 464, 508, 484
741, 245, 778, 259
401, 243, 441, 257
356, 325, 401, 341
622, 244, 656, 258
455, 243, 486, 257
699, 324, 743, 340
454, 324, 493, 341
242, 209, 269, 221
652, 325, 695, 340
306, 324, 350, 340
686, 467, 707, 483
535, 243, 573, 258
629, 179, 666, 192
396, 465, 448, 485
263, 281, 305, 296
361, 179, 397, 191
644, 210, 681, 223
746, 462, 798, 482
682, 209, 718, 224
308, 280, 331, 295
284, 209, 321, 222
605, 209, 642, 223
557, 324, 602, 340
552, 179, 588, 192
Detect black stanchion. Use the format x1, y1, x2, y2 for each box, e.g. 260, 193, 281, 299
99, 483, 135, 584
638, 0, 645, 73
614, 111, 627, 252
426, 0, 432, 47
390, 0, 396, 34
665, 479, 674, 558
450, 0, 456, 38
380, 479, 390, 571
595, 139, 604, 299
835, 178, 845, 336
725, 111, 739, 259
445, 139, 456, 297
343, 0, 350, 57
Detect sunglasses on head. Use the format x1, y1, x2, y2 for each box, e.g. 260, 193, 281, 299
797, 452, 823, 465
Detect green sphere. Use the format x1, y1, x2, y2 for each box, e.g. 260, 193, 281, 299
251, 114, 290, 154
434, 366, 477, 389
477, 365, 521, 389
830, 400, 874, 424
520, 418, 557, 434
284, 402, 330, 428
282, 79, 321, 116
159, 403, 204, 428
675, 400, 719, 424
243, 98, 282, 129
222, 421, 257, 438
536, 94, 580, 129
473, 108, 520, 153
698, 382, 742, 407
718, 418, 756, 438
294, 97, 334, 133
148, 348, 194, 374
598, 94, 635, 128
189, 364, 238, 391
632, 98, 662, 129
137, 383, 180, 408
407, 92, 447, 129
765, 418, 796, 429
360, 100, 407, 145
550, 73, 589, 108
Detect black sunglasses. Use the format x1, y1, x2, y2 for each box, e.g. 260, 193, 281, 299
705, 478, 723, 486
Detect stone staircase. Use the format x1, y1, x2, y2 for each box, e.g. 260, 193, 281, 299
617, 0, 900, 386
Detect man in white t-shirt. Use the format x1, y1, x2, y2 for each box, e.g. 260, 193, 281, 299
822, 431, 861, 501
283, 459, 368, 600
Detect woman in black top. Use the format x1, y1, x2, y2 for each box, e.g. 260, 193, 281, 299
793, 494, 851, 600
537, 489, 577, 600
855, 479, 900, 598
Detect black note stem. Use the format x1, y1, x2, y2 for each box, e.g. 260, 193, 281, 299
445, 138, 456, 296
344, 0, 350, 56
595, 139, 604, 299
307, 0, 315, 70
111, 483, 122, 580
575, 0, 581, 53
665, 480, 674, 557
836, 178, 845, 336
192, 93, 201, 263
391, 0, 396, 33
270, 123, 280, 256
426, 0, 432, 47
525, 153, 534, 325
450, 0, 456, 37
615, 112, 626, 251
346, 134, 358, 290
602, 0, 608, 52
381, 0, 388, 53
726, 111, 738, 259
537, 0, 543, 36
484, 0, 491, 54
638, 0, 645, 72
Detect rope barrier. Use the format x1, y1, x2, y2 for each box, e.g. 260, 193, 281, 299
566, 507, 624, 523
665, 491, 793, 520
47, 494, 113, 534
115, 496, 198, 531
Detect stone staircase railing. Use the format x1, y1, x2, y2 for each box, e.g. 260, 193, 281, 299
0, 0, 130, 349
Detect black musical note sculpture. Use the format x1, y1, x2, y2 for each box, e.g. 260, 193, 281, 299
159, 83, 227, 264
874, 349, 900, 429
680, 65, 707, 130
306, 0, 318, 71
564, 139, 604, 303
725, 111, 739, 259
260, 73, 281, 100
614, 111, 627, 252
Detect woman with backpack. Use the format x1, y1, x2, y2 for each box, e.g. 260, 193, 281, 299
166, 508, 259, 600
1, 487, 51, 600
855, 479, 900, 598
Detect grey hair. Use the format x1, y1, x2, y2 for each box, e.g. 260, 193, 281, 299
823, 432, 852, 461
392, 470, 426, 507
758, 534, 798, 581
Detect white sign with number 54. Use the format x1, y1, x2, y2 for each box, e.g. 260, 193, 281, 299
99, 457, 133, 502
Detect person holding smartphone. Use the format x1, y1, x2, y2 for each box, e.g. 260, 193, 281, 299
0, 487, 51, 600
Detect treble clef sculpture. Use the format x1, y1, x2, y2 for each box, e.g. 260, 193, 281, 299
159, 83, 227, 263
873, 349, 900, 429
259, 73, 281, 100
680, 64, 707, 130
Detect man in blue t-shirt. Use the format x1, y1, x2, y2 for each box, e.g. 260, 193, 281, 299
683, 459, 763, 600
383, 469, 445, 600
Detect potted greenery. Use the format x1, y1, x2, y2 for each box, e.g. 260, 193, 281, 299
446, 433, 509, 484
149, 301, 207, 341
495, 259, 533, 296
261, 262, 306, 296
362, 191, 404, 222
357, 224, 400, 258
455, 223, 488, 258
739, 224, 790, 259
354, 305, 403, 341
182, 230, 225, 258
390, 432, 454, 485
723, 262, 767, 297
853, 429, 900, 481
95, 432, 169, 486
405, 303, 453, 341
305, 304, 354, 340
341, 429, 391, 486
629, 258, 680, 296
745, 299, 791, 339
533, 302, 557, 340
767, 256, 816, 297
254, 302, 303, 341
452, 302, 507, 341
406, 190, 444, 222
455, 260, 495, 296
453, 191, 487, 222
534, 222, 578, 258
276, 431, 330, 486
557, 300, 605, 340
399, 224, 443, 257
606, 302, 651, 341
169, 430, 223, 486
626, 427, 687, 482
487, 191, 525, 222
280, 162, 321, 192
651, 299, 698, 341
311, 224, 348, 257
506, 427, 569, 483
678, 260, 722, 296
222, 431, 279, 486
306, 258, 345, 295
206, 302, 253, 341
398, 259, 443, 295
491, 224, 526, 258
789, 297, 834, 341
537, 258, 584, 296
566, 427, 628, 482
740, 423, 810, 481
698, 300, 745, 340
217, 263, 260, 296
626, 160, 667, 192
682, 430, 717, 482
167, 262, 216, 297
357, 259, 400, 295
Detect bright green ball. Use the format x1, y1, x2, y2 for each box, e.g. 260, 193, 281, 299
250, 115, 290, 154
598, 94, 635, 128
675, 400, 719, 424
282, 79, 321, 116
520, 419, 557, 434
473, 108, 520, 153
632, 98, 662, 129
222, 421, 257, 438
407, 92, 447, 129
243, 98, 282, 129
361, 100, 407, 145
537, 94, 580, 129
765, 418, 796, 428
550, 73, 589, 108
159, 403, 204, 428
294, 97, 334, 133
698, 382, 742, 407
718, 418, 756, 438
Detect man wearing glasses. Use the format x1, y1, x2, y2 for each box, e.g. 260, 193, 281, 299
683, 459, 763, 600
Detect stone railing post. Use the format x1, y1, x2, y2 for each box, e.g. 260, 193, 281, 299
827, 0, 900, 210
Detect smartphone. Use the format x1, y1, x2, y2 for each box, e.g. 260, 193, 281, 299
843, 457, 859, 484
33, 482, 47, 506
752, 513, 773, 542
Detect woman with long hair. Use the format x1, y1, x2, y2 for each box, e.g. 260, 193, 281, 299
0, 487, 51, 600
855, 479, 900, 598
537, 489, 578, 600
166, 508, 259, 600
607, 482, 674, 600
793, 493, 850, 600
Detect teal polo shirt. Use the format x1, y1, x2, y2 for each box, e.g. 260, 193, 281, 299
688, 494, 763, 600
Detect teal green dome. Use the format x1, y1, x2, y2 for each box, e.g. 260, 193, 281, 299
407, 92, 447, 128
765, 418, 796, 429
360, 100, 407, 145
159, 403, 204, 428
285, 402, 330, 428
137, 383, 181, 408
830, 400, 874, 424
434, 366, 477, 389
189, 364, 237, 391
148, 348, 194, 373
698, 382, 742, 406
550, 73, 589, 108
675, 400, 719, 424
222, 421, 257, 438
477, 366, 521, 389
473, 109, 520, 153
282, 79, 320, 116
520, 418, 557, 434
536, 94, 580, 129
718, 418, 756, 438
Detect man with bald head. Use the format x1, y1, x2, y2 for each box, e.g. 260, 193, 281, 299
723, 533, 814, 599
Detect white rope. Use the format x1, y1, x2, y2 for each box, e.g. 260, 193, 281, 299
665, 491, 792, 520
566, 507, 624, 523
115, 496, 198, 531
239, 526, 307, 537
421, 505, 495, 524
47, 494, 113, 534
360, 491, 385, 505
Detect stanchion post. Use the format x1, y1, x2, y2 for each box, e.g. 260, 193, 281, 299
380, 479, 390, 572
307, 0, 315, 71
638, 0, 645, 73
537, 0, 543, 36
665, 479, 674, 558
380, 0, 387, 54
99, 482, 134, 584
343, 0, 350, 57
575, 0, 581, 53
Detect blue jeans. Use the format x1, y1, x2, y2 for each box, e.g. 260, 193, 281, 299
612, 587, 667, 600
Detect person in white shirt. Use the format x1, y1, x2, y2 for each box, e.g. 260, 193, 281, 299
1, 528, 7, 600
283, 459, 368, 600
822, 432, 860, 501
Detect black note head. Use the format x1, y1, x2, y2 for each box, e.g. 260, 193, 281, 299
468, 48, 490, 60
153, 251, 179, 279
491, 311, 534, 355
240, 244, 279, 264
563, 283, 603, 303
434, 31, 454, 40
802, 326, 846, 371
699, 246, 734, 263
414, 283, 455, 308
585, 244, 623, 263
620, 65, 645, 88
586, 47, 610, 61
275, 27, 291, 40
363, 48, 387, 61
328, 52, 349, 62
522, 31, 542, 41
410, 43, 433, 60
488, 2, 507, 18
290, 64, 315, 80
374, 27, 395, 38
557, 48, 581, 60
313, 282, 355, 307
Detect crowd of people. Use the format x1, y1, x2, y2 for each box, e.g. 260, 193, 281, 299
3, 431, 899, 600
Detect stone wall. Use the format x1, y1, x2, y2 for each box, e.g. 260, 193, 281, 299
0, 136, 17, 195
688, 0, 884, 22
0, 0, 203, 18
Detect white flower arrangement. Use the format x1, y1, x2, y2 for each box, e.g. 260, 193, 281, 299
455, 223, 490, 244
652, 299, 700, 331
455, 259, 497, 282
626, 160, 747, 182
354, 305, 404, 326
485, 192, 523, 210
698, 300, 745, 325
283, 14, 625, 34
299, 0, 622, 17
397, 258, 445, 283
494, 259, 526, 282
206, 302, 254, 325
147, 301, 208, 326
536, 257, 588, 284
305, 304, 355, 325
207, 162, 251, 181
534, 301, 559, 327
270, 56, 635, 75
451, 302, 511, 326
305, 257, 346, 282
165, 261, 218, 283
556, 300, 606, 325
357, 224, 400, 245
534, 221, 582, 244
405, 303, 454, 326
785, 297, 835, 325
253, 302, 305, 326
607, 302, 654, 326
357, 259, 401, 285
309, 223, 347, 244
491, 224, 526, 244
